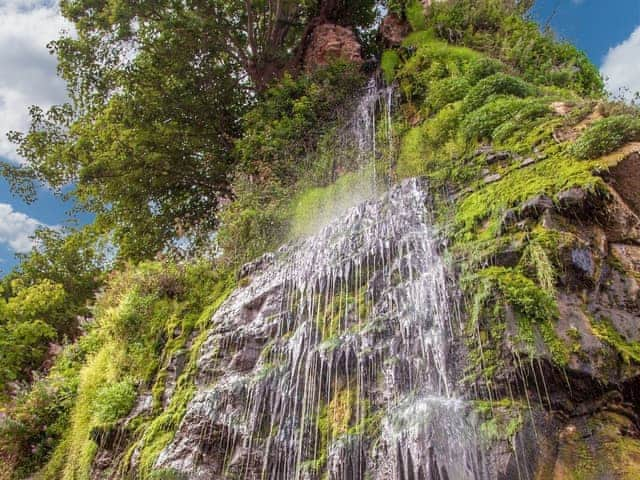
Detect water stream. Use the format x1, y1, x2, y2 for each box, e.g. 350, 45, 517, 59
155, 80, 490, 480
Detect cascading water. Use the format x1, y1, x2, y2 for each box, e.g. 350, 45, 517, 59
153, 82, 490, 480
350, 77, 395, 193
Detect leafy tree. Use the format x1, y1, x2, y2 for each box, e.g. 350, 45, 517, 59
15, 227, 106, 317
3, 0, 377, 262
0, 280, 68, 393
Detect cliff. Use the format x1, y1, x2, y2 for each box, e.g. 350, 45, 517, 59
2, 1, 640, 479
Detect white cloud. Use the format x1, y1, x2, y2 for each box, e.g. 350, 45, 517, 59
601, 25, 640, 102
0, 0, 71, 162
0, 203, 44, 253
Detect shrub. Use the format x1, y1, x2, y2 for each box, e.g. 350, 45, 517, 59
465, 57, 504, 84
426, 0, 603, 95
571, 114, 640, 159
462, 73, 534, 113
0, 320, 56, 393
381, 50, 401, 85
236, 62, 365, 184
93, 379, 137, 425
406, 0, 427, 31
461, 96, 528, 140
427, 76, 470, 112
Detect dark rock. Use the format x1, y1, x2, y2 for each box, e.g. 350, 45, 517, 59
571, 247, 596, 281
500, 208, 518, 231
486, 151, 511, 164
473, 145, 492, 157
492, 243, 522, 267
557, 187, 587, 211
521, 194, 554, 219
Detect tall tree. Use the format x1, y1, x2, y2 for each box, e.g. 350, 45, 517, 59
3, 0, 377, 261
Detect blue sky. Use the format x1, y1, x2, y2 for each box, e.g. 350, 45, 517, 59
1, 0, 640, 273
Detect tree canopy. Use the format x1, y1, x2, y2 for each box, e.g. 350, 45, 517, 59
4, 0, 378, 261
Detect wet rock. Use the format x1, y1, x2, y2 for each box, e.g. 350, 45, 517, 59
238, 252, 275, 279
500, 208, 518, 232
570, 247, 597, 283
521, 194, 554, 219
163, 349, 188, 407
228, 341, 262, 372
557, 187, 588, 211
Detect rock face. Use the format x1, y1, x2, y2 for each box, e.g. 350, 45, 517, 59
111, 174, 639, 480
154, 179, 488, 479
380, 14, 409, 46
303, 24, 362, 71
85, 173, 640, 479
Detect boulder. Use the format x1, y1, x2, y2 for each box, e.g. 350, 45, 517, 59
380, 14, 408, 46
521, 194, 554, 219
304, 24, 363, 72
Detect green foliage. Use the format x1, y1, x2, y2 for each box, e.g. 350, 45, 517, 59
426, 0, 603, 96
217, 176, 292, 266
381, 50, 401, 85
93, 380, 137, 425
426, 76, 470, 112
0, 260, 235, 479
14, 227, 106, 317
406, 0, 427, 31
477, 267, 557, 323
571, 115, 640, 159
0, 320, 56, 393
236, 63, 365, 184
222, 63, 366, 264
0, 279, 78, 394
461, 73, 534, 113
3, 0, 377, 262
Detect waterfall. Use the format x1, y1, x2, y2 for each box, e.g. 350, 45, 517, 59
155, 83, 489, 480
350, 77, 396, 193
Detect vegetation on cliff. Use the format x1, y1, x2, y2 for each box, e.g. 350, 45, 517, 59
2, 0, 640, 478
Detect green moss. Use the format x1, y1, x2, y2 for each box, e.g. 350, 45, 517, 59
397, 126, 428, 178
476, 267, 557, 323
33, 263, 236, 479
406, 0, 427, 31
381, 50, 401, 85
455, 153, 607, 241
93, 379, 137, 425
426, 76, 470, 112
590, 317, 640, 365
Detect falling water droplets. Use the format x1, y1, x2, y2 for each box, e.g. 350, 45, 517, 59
153, 82, 494, 480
